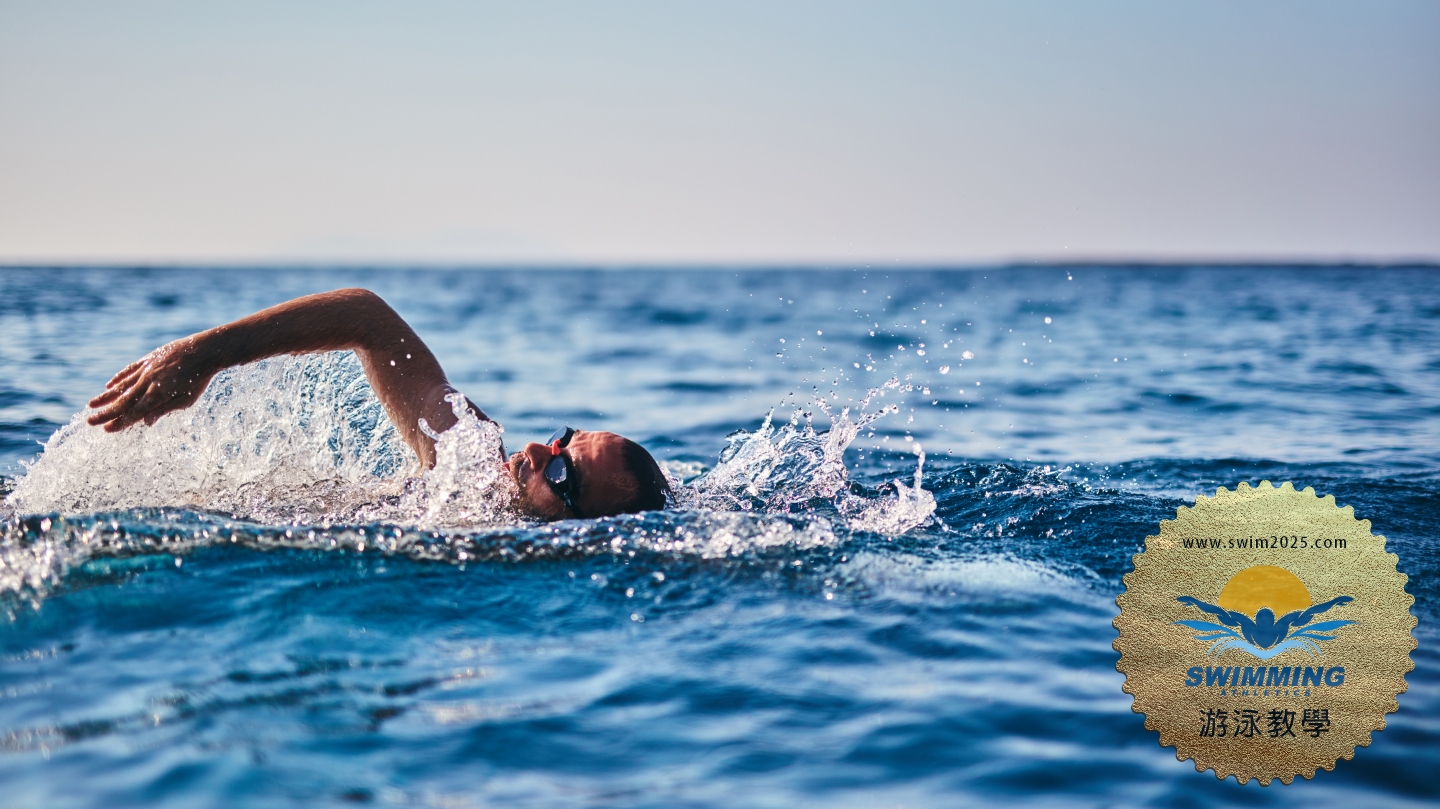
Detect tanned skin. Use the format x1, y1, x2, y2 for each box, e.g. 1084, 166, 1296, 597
87, 288, 640, 520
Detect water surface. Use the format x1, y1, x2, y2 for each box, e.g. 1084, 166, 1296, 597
1, 266, 1436, 807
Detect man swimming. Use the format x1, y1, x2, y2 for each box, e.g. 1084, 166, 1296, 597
85, 288, 669, 520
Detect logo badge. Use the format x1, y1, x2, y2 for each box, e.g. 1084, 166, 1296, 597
1114, 481, 1415, 784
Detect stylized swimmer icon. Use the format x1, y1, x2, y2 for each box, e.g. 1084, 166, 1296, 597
1174, 565, 1356, 660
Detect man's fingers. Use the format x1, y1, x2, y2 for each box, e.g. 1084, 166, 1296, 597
103, 415, 137, 433
92, 409, 133, 429
132, 382, 171, 416
89, 382, 133, 409
87, 381, 152, 427
90, 363, 147, 409
138, 392, 189, 428
100, 402, 153, 433
87, 393, 130, 425
106, 359, 146, 388
88, 364, 203, 432
104, 366, 143, 393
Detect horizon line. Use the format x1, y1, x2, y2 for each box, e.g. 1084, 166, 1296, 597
2, 256, 1437, 272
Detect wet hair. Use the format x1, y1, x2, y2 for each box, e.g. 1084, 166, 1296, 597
612, 438, 670, 515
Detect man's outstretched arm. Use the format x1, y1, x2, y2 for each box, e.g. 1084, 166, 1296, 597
86, 288, 485, 468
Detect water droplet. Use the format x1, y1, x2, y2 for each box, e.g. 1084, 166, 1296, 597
940, 366, 950, 374
961, 351, 974, 360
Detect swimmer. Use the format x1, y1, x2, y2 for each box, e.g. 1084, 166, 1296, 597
85, 288, 669, 520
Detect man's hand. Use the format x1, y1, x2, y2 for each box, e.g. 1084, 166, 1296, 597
79, 289, 482, 468
87, 336, 217, 432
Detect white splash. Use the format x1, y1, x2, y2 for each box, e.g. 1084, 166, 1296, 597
848, 443, 936, 535
6, 353, 516, 528
400, 393, 519, 528
0, 358, 935, 602
682, 378, 935, 536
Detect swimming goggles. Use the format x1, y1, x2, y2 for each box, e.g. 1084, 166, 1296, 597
545, 427, 583, 518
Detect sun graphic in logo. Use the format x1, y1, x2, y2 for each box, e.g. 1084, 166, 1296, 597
1216, 565, 1313, 617
1174, 565, 1356, 660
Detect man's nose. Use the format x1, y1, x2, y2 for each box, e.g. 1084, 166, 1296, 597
523, 442, 550, 467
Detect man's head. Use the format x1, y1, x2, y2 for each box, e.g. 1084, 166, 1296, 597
508, 430, 670, 520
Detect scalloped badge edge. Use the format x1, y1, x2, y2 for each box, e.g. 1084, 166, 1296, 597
1112, 480, 1417, 786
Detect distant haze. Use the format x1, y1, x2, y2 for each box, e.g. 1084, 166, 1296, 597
1, 1, 1436, 264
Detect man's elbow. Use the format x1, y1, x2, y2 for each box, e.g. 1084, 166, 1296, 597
331, 288, 402, 320
333, 288, 385, 307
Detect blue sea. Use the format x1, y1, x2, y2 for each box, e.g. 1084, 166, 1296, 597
1, 266, 1435, 807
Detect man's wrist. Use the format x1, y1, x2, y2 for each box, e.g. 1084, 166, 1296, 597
195, 324, 245, 374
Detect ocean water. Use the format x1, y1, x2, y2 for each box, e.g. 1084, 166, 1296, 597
0, 265, 1436, 808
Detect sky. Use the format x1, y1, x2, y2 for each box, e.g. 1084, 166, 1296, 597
1, 1, 1437, 265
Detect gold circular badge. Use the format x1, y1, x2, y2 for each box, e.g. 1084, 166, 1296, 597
1113, 481, 1416, 785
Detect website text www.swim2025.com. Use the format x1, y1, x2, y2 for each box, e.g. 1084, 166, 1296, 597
1180, 536, 1348, 551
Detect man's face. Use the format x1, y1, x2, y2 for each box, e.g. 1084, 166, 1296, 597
507, 430, 637, 520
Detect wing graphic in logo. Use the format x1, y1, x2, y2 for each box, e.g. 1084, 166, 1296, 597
1174, 594, 1355, 660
